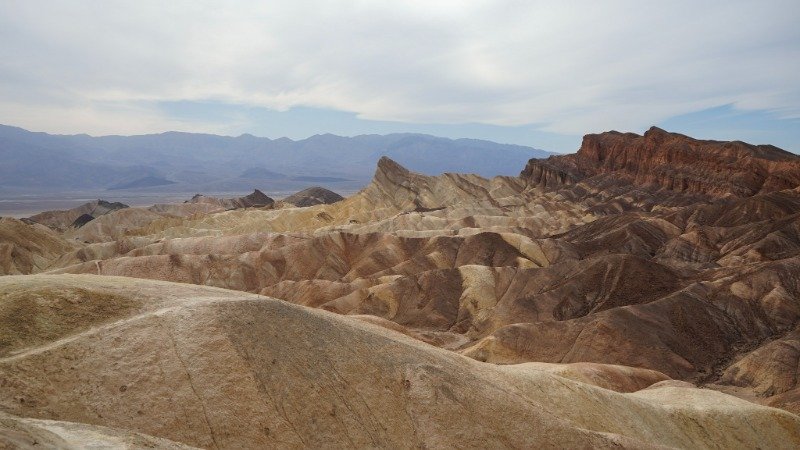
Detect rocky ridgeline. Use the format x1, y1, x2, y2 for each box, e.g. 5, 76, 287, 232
522, 126, 800, 197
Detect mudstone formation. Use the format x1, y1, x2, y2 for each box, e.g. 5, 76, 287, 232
2, 127, 800, 448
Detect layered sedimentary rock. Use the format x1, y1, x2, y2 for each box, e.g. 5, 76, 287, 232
27, 200, 128, 231
0, 217, 75, 275
188, 189, 275, 210
1, 275, 798, 449
523, 126, 800, 198
3, 127, 800, 446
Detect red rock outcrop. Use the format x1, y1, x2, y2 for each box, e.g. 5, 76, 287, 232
523, 127, 800, 198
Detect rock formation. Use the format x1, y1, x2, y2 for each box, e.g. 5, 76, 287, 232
2, 127, 800, 446
188, 189, 275, 210
1, 275, 799, 449
27, 200, 128, 231
282, 186, 344, 207
0, 218, 75, 275
523, 126, 800, 198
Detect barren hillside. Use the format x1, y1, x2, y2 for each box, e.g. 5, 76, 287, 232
3, 127, 800, 447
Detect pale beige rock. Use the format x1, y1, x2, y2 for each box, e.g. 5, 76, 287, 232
0, 411, 197, 449
1, 274, 799, 449
509, 361, 671, 393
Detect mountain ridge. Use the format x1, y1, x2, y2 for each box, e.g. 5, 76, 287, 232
0, 124, 552, 193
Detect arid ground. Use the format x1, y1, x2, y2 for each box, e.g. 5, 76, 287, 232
2, 127, 800, 448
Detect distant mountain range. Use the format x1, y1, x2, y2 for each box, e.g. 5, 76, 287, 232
0, 124, 552, 194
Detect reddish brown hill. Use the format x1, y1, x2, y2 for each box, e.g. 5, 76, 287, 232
523, 126, 800, 198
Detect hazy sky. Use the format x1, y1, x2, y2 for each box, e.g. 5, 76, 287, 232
1, 0, 798, 152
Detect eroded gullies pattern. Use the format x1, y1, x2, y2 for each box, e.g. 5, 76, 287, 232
0, 274, 799, 449
2, 128, 800, 447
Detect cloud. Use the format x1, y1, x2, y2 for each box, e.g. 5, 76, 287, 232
0, 0, 798, 136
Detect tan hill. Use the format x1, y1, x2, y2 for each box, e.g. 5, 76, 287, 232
1, 274, 799, 449
0, 218, 76, 275
126, 155, 589, 240
0, 411, 196, 449
62, 202, 229, 243
27, 200, 128, 231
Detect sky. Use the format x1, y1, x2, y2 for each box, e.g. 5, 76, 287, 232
0, 0, 798, 153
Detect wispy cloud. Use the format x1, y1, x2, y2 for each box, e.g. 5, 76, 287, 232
0, 0, 798, 143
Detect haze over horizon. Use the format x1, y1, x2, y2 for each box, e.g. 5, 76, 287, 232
1, 1, 798, 153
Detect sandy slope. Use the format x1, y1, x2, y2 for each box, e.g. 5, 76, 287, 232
1, 274, 799, 449
0, 411, 196, 449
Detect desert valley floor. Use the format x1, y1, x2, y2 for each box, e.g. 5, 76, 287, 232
2, 127, 800, 448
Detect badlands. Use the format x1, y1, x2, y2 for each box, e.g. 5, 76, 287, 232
2, 127, 800, 448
